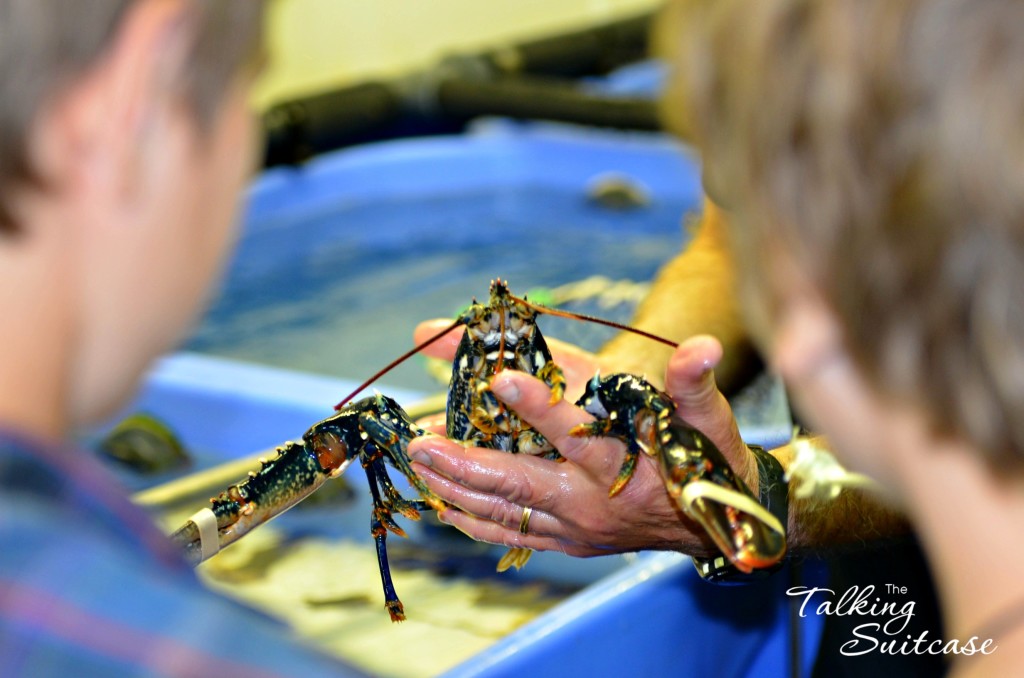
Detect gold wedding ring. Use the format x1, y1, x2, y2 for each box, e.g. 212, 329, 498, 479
519, 506, 533, 535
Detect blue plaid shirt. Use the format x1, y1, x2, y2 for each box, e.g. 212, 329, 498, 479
0, 429, 366, 678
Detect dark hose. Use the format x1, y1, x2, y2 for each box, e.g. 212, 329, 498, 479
262, 11, 660, 167
436, 76, 658, 132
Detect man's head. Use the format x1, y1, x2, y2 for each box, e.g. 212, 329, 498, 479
0, 0, 265, 230
0, 0, 266, 427
663, 0, 1024, 473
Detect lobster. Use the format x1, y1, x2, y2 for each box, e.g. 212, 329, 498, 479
170, 279, 786, 621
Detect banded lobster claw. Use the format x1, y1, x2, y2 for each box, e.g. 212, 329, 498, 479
170, 441, 345, 567
572, 373, 786, 574
170, 394, 445, 622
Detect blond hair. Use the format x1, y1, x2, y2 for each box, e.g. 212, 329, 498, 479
666, 0, 1024, 467
0, 0, 266, 230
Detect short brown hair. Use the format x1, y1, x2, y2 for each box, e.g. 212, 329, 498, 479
0, 0, 266, 231
665, 0, 1024, 467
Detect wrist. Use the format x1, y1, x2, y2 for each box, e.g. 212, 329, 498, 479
749, 445, 789, 537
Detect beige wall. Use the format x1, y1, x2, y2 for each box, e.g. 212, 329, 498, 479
254, 0, 662, 108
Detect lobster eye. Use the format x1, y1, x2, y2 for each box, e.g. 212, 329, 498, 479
586, 395, 609, 418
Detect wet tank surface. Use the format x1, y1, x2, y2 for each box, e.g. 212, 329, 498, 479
185, 123, 702, 395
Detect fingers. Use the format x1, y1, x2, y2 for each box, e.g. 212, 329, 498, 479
487, 370, 630, 470
410, 317, 626, 491
409, 435, 567, 514
409, 437, 635, 556
415, 457, 558, 540
664, 335, 752, 477
409, 436, 588, 552
665, 334, 724, 404
437, 504, 572, 554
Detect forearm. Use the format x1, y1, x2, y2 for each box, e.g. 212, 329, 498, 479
770, 439, 911, 554
598, 199, 759, 395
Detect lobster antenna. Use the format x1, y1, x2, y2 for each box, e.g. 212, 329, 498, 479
510, 292, 678, 349
334, 318, 464, 409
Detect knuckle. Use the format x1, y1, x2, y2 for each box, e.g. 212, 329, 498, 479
500, 533, 525, 549
519, 375, 561, 409
448, 454, 496, 487
552, 429, 590, 459
494, 501, 522, 529
494, 467, 536, 506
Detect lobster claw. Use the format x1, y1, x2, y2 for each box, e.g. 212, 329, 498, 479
573, 372, 788, 574
656, 419, 787, 573
671, 477, 786, 573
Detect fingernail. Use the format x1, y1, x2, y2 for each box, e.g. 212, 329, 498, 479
436, 510, 451, 525
409, 445, 433, 467
490, 374, 521, 403
674, 336, 722, 382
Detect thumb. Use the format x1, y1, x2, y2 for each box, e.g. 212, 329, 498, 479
664, 336, 748, 467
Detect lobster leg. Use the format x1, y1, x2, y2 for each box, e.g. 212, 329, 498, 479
610, 439, 641, 498
354, 446, 408, 537
466, 384, 512, 441
363, 459, 406, 622
535, 361, 566, 405
569, 417, 640, 497
372, 459, 426, 522
512, 429, 556, 457
360, 407, 445, 513
496, 546, 533, 573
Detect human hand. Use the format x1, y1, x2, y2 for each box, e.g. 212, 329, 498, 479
408, 326, 757, 558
